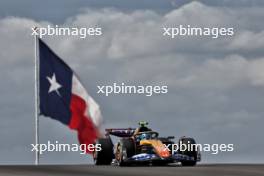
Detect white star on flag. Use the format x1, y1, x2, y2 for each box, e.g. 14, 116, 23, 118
46, 73, 62, 96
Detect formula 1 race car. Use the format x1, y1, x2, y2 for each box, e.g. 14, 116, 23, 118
93, 128, 201, 166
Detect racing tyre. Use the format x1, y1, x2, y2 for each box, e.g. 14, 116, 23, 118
117, 138, 135, 166
94, 138, 113, 165
179, 137, 197, 166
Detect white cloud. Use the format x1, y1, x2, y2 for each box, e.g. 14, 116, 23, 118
229, 31, 264, 50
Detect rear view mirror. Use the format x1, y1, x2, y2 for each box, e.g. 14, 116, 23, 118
167, 136, 175, 140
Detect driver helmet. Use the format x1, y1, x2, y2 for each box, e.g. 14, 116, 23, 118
140, 133, 147, 140
138, 121, 149, 127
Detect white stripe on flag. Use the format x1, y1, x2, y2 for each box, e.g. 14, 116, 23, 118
71, 75, 103, 127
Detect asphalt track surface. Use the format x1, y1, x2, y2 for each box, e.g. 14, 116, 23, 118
0, 164, 263, 176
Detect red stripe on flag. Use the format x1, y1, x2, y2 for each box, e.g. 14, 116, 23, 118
69, 94, 98, 153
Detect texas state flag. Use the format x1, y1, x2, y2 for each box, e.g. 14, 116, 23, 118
39, 38, 102, 153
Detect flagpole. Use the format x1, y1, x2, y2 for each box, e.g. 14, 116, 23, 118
34, 28, 39, 165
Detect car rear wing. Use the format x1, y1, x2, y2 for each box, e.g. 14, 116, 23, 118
105, 128, 136, 137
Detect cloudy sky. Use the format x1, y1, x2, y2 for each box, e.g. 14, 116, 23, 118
0, 0, 264, 164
